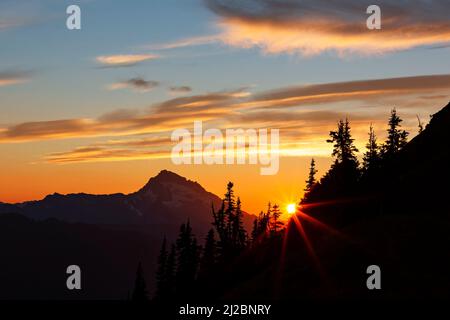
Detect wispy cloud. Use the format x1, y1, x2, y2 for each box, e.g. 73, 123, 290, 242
44, 137, 171, 163
0, 0, 47, 32
0, 19, 22, 31
45, 147, 168, 164
0, 8, 35, 32
145, 35, 221, 50
41, 110, 382, 164
196, 0, 450, 56
96, 54, 159, 67
0, 74, 449, 145
0, 119, 94, 141
0, 89, 239, 142
0, 71, 31, 87
169, 86, 193, 94
238, 74, 450, 110
107, 77, 159, 93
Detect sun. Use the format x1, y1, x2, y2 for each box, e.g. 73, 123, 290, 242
286, 203, 297, 214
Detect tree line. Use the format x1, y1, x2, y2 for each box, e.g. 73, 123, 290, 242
302, 108, 411, 203
131, 182, 286, 301
131, 107, 415, 301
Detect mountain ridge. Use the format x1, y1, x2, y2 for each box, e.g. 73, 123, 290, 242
0, 170, 254, 236
206, 101, 450, 300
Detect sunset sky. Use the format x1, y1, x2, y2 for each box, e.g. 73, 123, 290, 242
1, 0, 450, 214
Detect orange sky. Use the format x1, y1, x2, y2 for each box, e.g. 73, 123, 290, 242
0, 140, 332, 215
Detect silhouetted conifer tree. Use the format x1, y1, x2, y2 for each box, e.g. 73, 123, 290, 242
212, 201, 227, 256
232, 197, 247, 249
304, 118, 360, 203
132, 262, 148, 302
382, 108, 409, 157
198, 229, 216, 279
175, 220, 200, 297
363, 124, 380, 172
327, 118, 359, 165
266, 202, 272, 217
165, 244, 176, 297
305, 158, 318, 192
155, 237, 168, 299
212, 182, 248, 257
270, 204, 283, 233
224, 182, 236, 241
251, 217, 259, 242
264, 202, 272, 231
251, 210, 270, 242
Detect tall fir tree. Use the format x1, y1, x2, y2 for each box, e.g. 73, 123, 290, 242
232, 197, 247, 249
382, 108, 409, 157
363, 124, 380, 172
265, 202, 272, 230
175, 220, 200, 297
251, 217, 259, 242
270, 204, 283, 233
327, 118, 359, 165
165, 244, 176, 298
198, 229, 217, 279
266, 202, 272, 216
303, 117, 361, 201
251, 210, 270, 243
305, 158, 318, 192
212, 200, 226, 256
212, 182, 249, 258
224, 182, 236, 241
155, 237, 168, 299
132, 262, 149, 302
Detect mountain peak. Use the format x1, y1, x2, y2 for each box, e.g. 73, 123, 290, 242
151, 169, 194, 185
138, 170, 207, 195
155, 169, 185, 181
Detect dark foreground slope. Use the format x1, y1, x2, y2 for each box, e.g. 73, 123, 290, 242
209, 102, 450, 301
0, 213, 159, 299
216, 214, 450, 300
378, 102, 450, 217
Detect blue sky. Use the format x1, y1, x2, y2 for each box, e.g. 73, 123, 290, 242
2, 0, 450, 123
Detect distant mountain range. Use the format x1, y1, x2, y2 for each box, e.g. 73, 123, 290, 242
0, 169, 254, 237
0, 170, 255, 299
